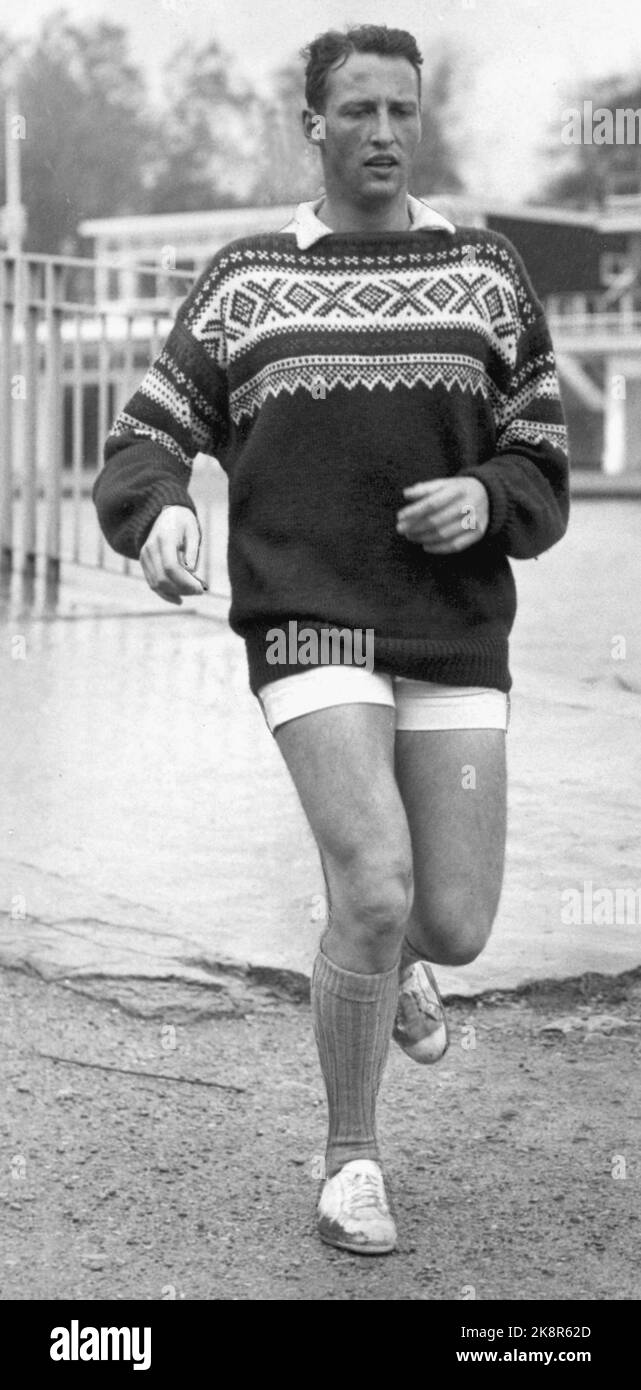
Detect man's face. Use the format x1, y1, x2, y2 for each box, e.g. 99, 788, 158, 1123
306, 52, 422, 207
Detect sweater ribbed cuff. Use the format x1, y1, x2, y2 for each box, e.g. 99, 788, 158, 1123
462, 450, 569, 559
93, 442, 199, 559
459, 462, 509, 543
132, 481, 199, 557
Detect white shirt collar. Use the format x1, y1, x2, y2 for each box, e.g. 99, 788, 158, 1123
279, 193, 456, 249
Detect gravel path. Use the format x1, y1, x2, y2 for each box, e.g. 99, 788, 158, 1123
2, 966, 640, 1301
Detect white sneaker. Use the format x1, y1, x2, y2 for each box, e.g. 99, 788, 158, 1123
393, 959, 449, 1064
317, 1159, 397, 1255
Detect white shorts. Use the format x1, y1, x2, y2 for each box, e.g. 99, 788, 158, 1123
257, 665, 510, 735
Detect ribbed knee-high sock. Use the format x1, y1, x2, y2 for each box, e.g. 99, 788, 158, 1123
311, 948, 399, 1179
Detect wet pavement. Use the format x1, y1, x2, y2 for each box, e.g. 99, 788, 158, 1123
1, 495, 640, 1006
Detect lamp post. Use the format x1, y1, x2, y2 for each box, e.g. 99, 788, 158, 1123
1, 67, 27, 254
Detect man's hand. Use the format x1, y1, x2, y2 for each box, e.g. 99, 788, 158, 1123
140, 506, 207, 605
396, 476, 490, 554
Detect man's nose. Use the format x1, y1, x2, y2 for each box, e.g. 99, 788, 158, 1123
371, 108, 395, 143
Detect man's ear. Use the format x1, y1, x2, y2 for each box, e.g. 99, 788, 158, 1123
302, 108, 326, 146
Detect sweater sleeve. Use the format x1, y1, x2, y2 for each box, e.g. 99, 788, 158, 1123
461, 250, 570, 561
92, 268, 229, 559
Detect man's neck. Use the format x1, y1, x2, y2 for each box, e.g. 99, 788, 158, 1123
316, 191, 412, 234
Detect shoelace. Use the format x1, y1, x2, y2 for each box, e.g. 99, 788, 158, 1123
346, 1171, 388, 1216
407, 971, 443, 1025
408, 989, 441, 1025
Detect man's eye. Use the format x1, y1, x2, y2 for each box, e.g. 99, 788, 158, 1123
346, 107, 414, 117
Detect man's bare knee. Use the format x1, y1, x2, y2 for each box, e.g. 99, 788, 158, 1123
330, 857, 413, 941
354, 876, 413, 940
413, 894, 496, 965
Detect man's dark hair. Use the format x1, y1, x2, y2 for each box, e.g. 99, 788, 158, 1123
301, 24, 423, 113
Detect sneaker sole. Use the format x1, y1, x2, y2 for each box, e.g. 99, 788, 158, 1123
397, 1016, 449, 1064
318, 1226, 397, 1256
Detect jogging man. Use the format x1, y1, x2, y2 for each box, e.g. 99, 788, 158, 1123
93, 24, 569, 1256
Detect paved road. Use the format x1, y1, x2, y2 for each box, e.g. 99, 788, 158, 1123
1, 496, 640, 1004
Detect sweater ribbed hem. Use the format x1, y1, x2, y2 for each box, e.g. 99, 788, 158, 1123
242, 621, 511, 697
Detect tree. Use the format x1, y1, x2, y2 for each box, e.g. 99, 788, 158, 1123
0, 18, 467, 251
0, 9, 154, 253
147, 40, 259, 212
411, 51, 464, 197
247, 61, 319, 207
539, 75, 641, 209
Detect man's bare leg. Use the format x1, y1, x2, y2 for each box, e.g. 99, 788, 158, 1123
275, 702, 413, 974
394, 729, 507, 965
274, 702, 413, 1252
391, 728, 507, 1061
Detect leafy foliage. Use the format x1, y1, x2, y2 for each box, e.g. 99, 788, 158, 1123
0, 13, 465, 252
1, 10, 154, 252
540, 76, 641, 208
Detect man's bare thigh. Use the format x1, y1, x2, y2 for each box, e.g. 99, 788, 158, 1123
274, 701, 410, 867
394, 728, 507, 952
274, 701, 414, 969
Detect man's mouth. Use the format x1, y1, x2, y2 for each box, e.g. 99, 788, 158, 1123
364, 156, 399, 168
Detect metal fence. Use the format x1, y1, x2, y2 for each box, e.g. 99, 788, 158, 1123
0, 252, 198, 586
546, 290, 641, 348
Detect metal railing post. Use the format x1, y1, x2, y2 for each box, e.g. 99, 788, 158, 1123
0, 256, 16, 572
71, 310, 84, 564
95, 311, 109, 568
21, 260, 39, 576
44, 259, 64, 585
121, 313, 135, 577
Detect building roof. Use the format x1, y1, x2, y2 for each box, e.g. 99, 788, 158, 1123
78, 205, 296, 242
78, 194, 641, 253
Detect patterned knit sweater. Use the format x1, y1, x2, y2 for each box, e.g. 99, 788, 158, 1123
93, 200, 569, 695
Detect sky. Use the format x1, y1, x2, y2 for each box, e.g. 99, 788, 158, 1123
5, 0, 641, 201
